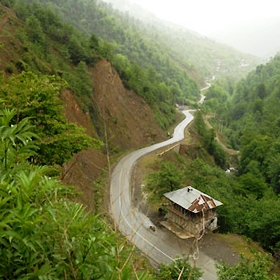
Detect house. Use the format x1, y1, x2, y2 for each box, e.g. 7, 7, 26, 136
161, 186, 222, 239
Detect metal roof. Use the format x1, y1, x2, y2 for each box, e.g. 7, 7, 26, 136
164, 186, 223, 213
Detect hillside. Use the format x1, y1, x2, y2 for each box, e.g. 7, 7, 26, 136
201, 54, 280, 266
61, 59, 167, 206
17, 0, 261, 86
0, 3, 166, 208
101, 0, 262, 80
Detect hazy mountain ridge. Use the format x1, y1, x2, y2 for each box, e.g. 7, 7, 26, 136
210, 17, 280, 58
26, 0, 261, 84
105, 0, 279, 60
102, 0, 262, 79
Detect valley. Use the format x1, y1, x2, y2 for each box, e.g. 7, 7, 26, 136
0, 1, 280, 279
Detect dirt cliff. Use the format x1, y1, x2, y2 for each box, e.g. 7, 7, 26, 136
61, 60, 166, 209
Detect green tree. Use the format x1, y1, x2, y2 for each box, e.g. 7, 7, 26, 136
217, 253, 279, 280
0, 71, 102, 166
0, 107, 152, 280
66, 61, 93, 98
238, 173, 268, 199
157, 258, 202, 280
239, 133, 272, 175
146, 161, 184, 200
267, 154, 280, 193
26, 15, 45, 44
88, 33, 100, 51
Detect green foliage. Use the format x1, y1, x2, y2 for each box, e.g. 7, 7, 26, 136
0, 71, 102, 166
0, 108, 38, 175
0, 168, 151, 279
239, 133, 272, 175
204, 55, 280, 204
0, 107, 153, 280
209, 139, 228, 168
267, 153, 280, 193
145, 153, 280, 255
202, 84, 230, 115
213, 55, 280, 195
217, 253, 279, 280
49, 0, 259, 82
146, 161, 184, 200
1, 0, 15, 7
156, 258, 202, 280
6, 0, 178, 128
237, 173, 268, 199
193, 111, 228, 168
13, 0, 201, 101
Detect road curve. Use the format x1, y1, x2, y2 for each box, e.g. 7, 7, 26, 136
199, 82, 211, 104
110, 110, 217, 280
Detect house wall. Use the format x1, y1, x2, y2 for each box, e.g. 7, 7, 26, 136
166, 203, 218, 237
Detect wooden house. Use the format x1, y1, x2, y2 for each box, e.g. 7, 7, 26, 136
161, 186, 222, 239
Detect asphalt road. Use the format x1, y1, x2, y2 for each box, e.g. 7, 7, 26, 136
110, 110, 217, 280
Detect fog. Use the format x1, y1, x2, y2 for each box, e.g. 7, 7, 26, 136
102, 0, 276, 58
128, 0, 280, 35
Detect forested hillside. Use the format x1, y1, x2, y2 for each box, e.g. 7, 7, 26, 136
12, 0, 261, 85
200, 54, 280, 265
7, 0, 199, 109
102, 0, 262, 79
1, 0, 182, 131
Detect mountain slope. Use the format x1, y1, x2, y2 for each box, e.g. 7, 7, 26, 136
0, 3, 166, 207
18, 0, 261, 86
101, 0, 262, 80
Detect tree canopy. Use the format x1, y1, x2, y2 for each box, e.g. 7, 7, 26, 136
0, 71, 102, 166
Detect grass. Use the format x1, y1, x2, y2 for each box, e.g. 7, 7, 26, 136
217, 233, 280, 276
217, 233, 265, 259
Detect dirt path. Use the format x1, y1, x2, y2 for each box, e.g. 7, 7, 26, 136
204, 115, 239, 156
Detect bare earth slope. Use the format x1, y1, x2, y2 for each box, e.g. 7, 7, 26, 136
92, 60, 166, 149
61, 60, 166, 209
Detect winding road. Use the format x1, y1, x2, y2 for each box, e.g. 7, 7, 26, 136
110, 109, 217, 279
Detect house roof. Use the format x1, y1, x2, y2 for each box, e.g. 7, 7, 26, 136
164, 186, 223, 213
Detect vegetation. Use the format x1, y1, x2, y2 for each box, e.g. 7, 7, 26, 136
0, 107, 155, 279
145, 100, 280, 278
156, 258, 202, 280
0, 3, 200, 278
202, 54, 280, 273
24, 0, 260, 80
0, 71, 102, 167
1, 0, 280, 278
2, 0, 198, 129
217, 253, 279, 280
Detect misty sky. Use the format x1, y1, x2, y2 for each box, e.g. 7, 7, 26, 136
129, 0, 280, 34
